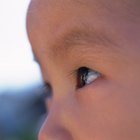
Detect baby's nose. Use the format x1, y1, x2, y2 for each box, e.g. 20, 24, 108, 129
38, 99, 74, 140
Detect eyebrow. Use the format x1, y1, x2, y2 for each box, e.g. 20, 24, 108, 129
49, 27, 118, 59
33, 26, 119, 64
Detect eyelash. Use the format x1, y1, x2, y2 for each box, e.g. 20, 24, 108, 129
76, 67, 101, 88
43, 67, 101, 97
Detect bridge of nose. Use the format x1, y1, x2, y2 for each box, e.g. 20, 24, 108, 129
39, 95, 80, 140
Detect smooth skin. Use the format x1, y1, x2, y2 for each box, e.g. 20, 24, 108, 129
27, 0, 140, 140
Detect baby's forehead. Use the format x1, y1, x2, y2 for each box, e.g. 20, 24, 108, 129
29, 0, 139, 22
27, 0, 140, 44
27, 0, 140, 70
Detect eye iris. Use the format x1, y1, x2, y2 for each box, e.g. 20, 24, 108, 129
77, 67, 100, 88
77, 67, 89, 88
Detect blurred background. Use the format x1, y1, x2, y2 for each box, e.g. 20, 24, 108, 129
0, 0, 47, 140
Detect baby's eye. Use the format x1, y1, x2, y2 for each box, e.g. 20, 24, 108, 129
77, 67, 101, 88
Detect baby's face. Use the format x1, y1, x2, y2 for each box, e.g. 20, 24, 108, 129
27, 0, 140, 140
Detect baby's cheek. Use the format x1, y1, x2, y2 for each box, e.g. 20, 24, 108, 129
76, 79, 140, 140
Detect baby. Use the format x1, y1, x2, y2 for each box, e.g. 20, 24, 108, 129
27, 0, 140, 140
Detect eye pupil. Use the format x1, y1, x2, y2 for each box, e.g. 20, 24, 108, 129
77, 67, 89, 88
